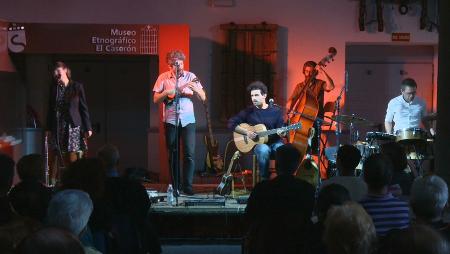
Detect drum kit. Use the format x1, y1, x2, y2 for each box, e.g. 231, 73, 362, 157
326, 113, 435, 175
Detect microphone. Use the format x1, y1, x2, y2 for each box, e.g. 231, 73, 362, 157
269, 98, 280, 108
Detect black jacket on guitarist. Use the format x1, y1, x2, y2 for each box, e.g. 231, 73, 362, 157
228, 105, 284, 145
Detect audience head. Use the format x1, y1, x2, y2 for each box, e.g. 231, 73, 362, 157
410, 175, 448, 222
15, 227, 84, 254
363, 154, 393, 193
317, 184, 351, 222
46, 189, 93, 236
8, 182, 52, 222
324, 202, 376, 254
381, 142, 408, 172
97, 144, 120, 173
0, 153, 15, 196
275, 144, 302, 175
336, 144, 361, 175
380, 224, 449, 254
16, 154, 45, 182
61, 158, 106, 199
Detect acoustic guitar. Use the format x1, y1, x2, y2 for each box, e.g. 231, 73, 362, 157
216, 151, 240, 196
233, 122, 302, 153
203, 97, 224, 173
164, 77, 200, 104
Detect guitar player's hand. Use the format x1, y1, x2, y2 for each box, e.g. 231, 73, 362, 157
276, 129, 287, 137
165, 89, 176, 97
187, 82, 200, 94
246, 131, 257, 139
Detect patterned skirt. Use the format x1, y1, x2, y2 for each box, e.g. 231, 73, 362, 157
51, 120, 87, 153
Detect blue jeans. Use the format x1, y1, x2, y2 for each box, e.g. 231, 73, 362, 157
164, 123, 196, 192
254, 141, 284, 180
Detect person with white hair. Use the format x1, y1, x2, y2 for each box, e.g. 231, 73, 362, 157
410, 175, 450, 240
46, 189, 101, 254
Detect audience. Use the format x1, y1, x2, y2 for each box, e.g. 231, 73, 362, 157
324, 202, 377, 254
381, 142, 414, 195
97, 144, 121, 177
410, 175, 450, 239
245, 144, 316, 254
46, 189, 101, 254
2, 143, 449, 254
360, 154, 410, 236
15, 227, 85, 254
378, 224, 449, 254
8, 154, 52, 222
98, 144, 161, 254
0, 153, 41, 253
0, 153, 16, 225
321, 144, 367, 201
311, 183, 351, 254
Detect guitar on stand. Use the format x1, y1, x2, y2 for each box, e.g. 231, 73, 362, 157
216, 151, 240, 196
203, 97, 224, 174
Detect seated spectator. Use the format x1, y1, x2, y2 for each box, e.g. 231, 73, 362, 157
381, 142, 414, 195
360, 154, 410, 236
15, 227, 85, 254
311, 184, 351, 254
245, 144, 316, 254
97, 144, 121, 177
324, 202, 377, 254
0, 153, 16, 225
410, 175, 450, 240
8, 154, 52, 222
60, 158, 106, 201
0, 154, 41, 253
46, 189, 101, 254
321, 144, 367, 201
379, 224, 449, 254
99, 144, 161, 254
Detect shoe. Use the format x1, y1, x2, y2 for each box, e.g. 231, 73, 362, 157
173, 189, 180, 197
182, 189, 194, 196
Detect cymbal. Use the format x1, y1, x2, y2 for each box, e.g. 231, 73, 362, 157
332, 114, 372, 126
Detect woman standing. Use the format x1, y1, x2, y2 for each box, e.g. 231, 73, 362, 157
46, 61, 92, 185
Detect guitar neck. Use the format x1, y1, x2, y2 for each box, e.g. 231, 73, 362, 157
203, 99, 214, 141
257, 124, 300, 137
225, 152, 240, 175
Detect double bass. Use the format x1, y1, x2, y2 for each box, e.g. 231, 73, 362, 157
288, 47, 337, 157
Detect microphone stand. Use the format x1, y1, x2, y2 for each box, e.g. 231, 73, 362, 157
334, 85, 345, 148
172, 64, 181, 205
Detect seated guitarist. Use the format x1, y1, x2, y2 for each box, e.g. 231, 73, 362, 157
228, 81, 285, 181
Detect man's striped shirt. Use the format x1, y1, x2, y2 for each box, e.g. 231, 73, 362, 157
360, 193, 410, 236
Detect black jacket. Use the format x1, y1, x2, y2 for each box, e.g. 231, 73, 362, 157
46, 80, 92, 132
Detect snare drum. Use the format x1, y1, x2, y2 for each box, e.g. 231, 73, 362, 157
395, 128, 427, 144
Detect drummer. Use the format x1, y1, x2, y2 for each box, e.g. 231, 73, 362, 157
384, 78, 435, 136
